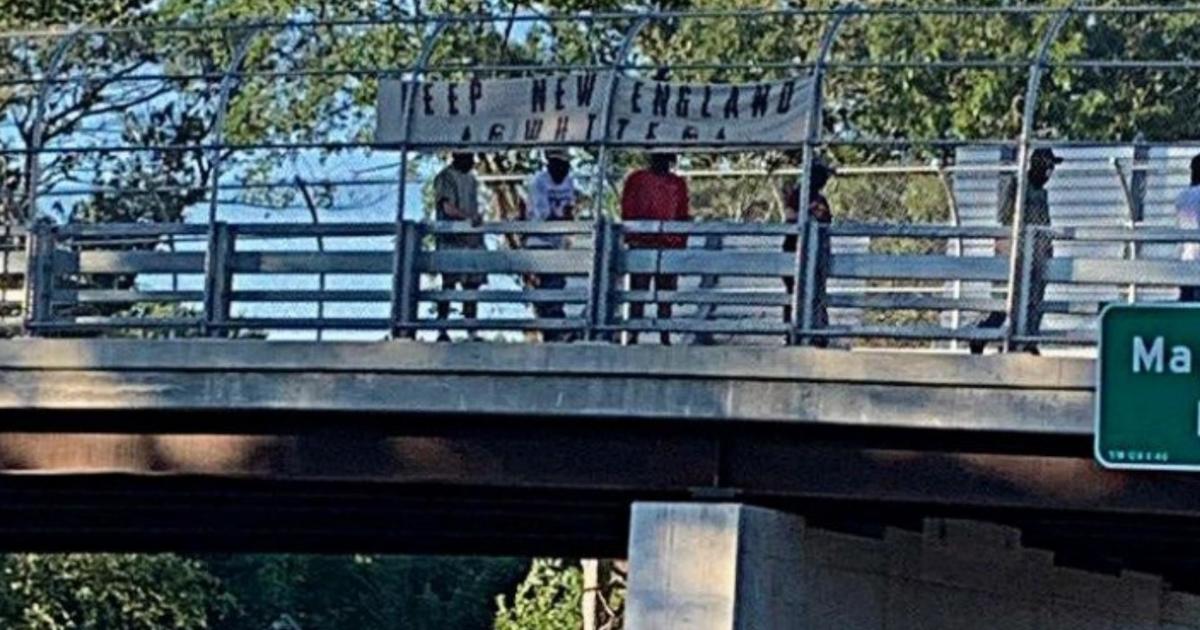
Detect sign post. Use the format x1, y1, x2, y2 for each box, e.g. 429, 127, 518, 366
1096, 304, 1200, 470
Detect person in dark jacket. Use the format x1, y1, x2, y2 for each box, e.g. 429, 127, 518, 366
971, 147, 1062, 354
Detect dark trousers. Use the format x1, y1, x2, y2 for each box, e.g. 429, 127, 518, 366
629, 273, 678, 319
973, 298, 1046, 354
627, 274, 678, 345
435, 276, 481, 338
533, 273, 568, 341
434, 233, 485, 334
973, 236, 1051, 354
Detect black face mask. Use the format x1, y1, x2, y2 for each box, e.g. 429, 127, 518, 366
548, 160, 570, 183
649, 155, 675, 173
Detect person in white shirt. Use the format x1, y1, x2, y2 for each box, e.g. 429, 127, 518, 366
1177, 155, 1200, 302
524, 149, 577, 340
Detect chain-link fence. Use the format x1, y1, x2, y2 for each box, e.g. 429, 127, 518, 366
6, 6, 1200, 348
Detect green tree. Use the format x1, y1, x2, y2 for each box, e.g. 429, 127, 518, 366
494, 559, 584, 630
202, 554, 526, 630
0, 554, 232, 630
11, 0, 1200, 228
0, 0, 162, 223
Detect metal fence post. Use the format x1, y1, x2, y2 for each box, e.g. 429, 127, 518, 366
1130, 135, 1148, 224
590, 16, 650, 222
1014, 224, 1037, 347
799, 219, 822, 343
294, 176, 326, 339
693, 234, 723, 346
391, 220, 421, 339
581, 18, 648, 343
1112, 157, 1140, 304
1004, 4, 1074, 350
389, 19, 445, 341
203, 222, 235, 337
206, 28, 259, 225
586, 218, 618, 341
393, 17, 447, 226
936, 160, 964, 348
1129, 138, 1148, 303
790, 6, 851, 345
23, 221, 55, 335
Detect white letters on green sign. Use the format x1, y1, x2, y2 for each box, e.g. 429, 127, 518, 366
1132, 336, 1192, 374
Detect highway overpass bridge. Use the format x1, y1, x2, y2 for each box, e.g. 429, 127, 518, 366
0, 340, 1190, 560
10, 5, 1200, 624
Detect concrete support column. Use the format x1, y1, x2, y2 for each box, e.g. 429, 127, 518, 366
626, 503, 1200, 630
625, 502, 806, 630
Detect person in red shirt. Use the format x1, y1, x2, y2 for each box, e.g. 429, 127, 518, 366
620, 152, 691, 345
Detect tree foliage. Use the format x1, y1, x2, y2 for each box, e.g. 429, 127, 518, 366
494, 558, 584, 630
6, 0, 1200, 228
202, 554, 525, 630
0, 553, 525, 630
0, 554, 232, 630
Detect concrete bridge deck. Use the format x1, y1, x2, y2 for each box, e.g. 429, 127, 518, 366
2, 339, 1200, 590
0, 339, 1091, 433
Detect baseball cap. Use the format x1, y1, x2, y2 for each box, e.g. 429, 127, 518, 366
1031, 148, 1063, 167
545, 149, 570, 162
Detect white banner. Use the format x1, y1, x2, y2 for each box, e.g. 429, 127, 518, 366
375, 72, 812, 149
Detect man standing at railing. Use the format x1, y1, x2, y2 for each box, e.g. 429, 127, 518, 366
524, 149, 577, 341
971, 147, 1062, 355
621, 152, 691, 346
1176, 154, 1200, 302
433, 152, 486, 342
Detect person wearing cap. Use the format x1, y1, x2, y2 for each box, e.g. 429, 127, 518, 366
971, 147, 1062, 354
782, 160, 834, 346
620, 152, 691, 346
1176, 155, 1200, 302
524, 149, 578, 341
432, 152, 486, 342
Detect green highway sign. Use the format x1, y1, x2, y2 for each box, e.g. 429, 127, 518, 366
1097, 304, 1200, 470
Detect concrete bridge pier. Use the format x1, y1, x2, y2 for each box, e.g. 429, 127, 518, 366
625, 502, 1200, 630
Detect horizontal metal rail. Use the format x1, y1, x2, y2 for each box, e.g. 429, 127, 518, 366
13, 4, 1200, 42
5, 220, 1200, 347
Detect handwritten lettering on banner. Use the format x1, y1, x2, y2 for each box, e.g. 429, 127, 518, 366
607, 76, 812, 146
375, 72, 812, 148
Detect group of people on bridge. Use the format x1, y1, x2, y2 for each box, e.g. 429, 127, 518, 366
432, 149, 711, 345
431, 149, 811, 346
428, 148, 1200, 351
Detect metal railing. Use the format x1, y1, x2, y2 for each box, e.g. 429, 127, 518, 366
4, 218, 1200, 346
5, 6, 1200, 348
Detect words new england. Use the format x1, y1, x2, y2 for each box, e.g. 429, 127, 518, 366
375, 72, 813, 147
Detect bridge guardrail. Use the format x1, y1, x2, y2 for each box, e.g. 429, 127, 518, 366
1016, 226, 1200, 346
13, 220, 1200, 347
